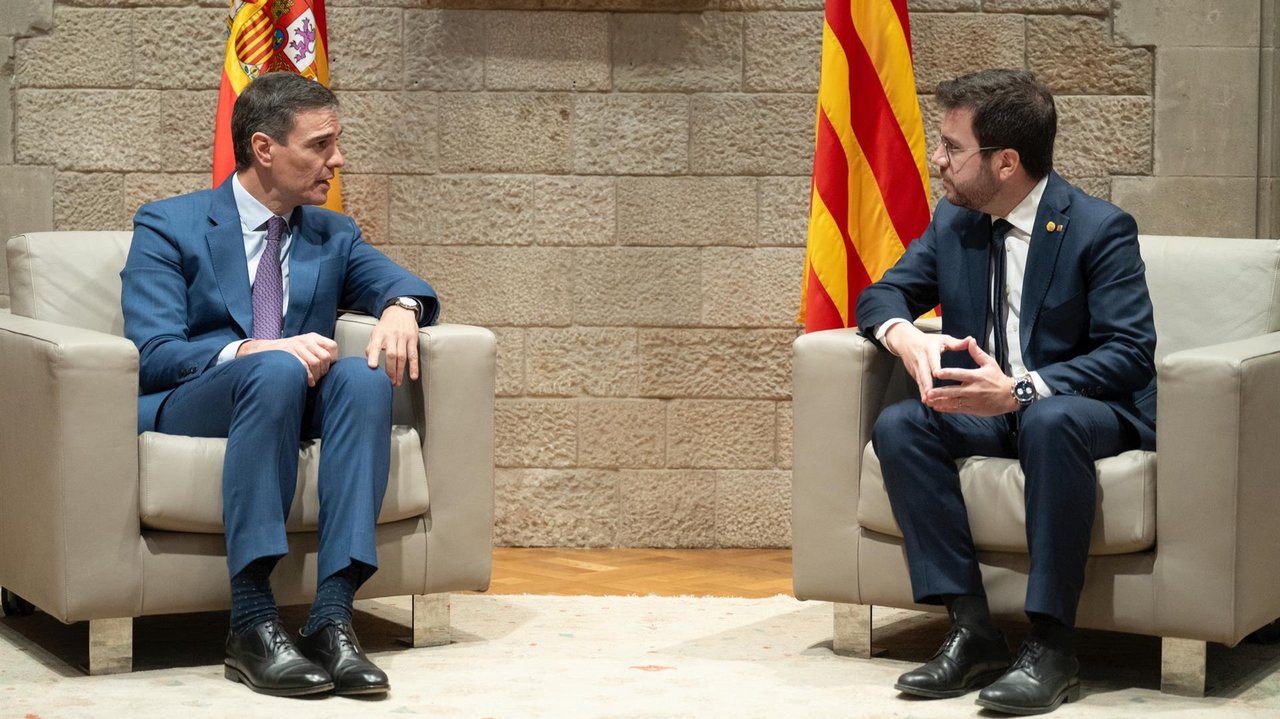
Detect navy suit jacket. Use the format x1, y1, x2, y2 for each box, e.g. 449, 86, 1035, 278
855, 171, 1157, 449
121, 179, 438, 433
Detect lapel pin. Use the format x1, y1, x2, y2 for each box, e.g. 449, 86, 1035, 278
1046, 221, 1057, 233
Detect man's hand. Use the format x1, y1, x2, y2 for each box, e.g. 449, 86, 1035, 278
366, 305, 420, 387
883, 322, 972, 397
237, 333, 339, 387
925, 337, 1018, 416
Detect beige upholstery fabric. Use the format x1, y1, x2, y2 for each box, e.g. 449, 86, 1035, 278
858, 447, 1156, 555
7, 231, 131, 334
1141, 234, 1280, 362
0, 231, 496, 625
792, 235, 1280, 646
138, 426, 430, 533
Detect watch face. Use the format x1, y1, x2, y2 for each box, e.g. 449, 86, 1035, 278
1014, 378, 1036, 403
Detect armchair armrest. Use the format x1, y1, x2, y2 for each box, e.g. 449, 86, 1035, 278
1154, 331, 1280, 644
791, 327, 899, 603
334, 316, 496, 593
0, 313, 143, 622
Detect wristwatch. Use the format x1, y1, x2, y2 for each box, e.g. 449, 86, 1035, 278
387, 296, 422, 322
1012, 373, 1038, 408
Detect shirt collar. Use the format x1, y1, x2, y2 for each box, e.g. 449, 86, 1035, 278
998, 175, 1049, 239
231, 173, 284, 234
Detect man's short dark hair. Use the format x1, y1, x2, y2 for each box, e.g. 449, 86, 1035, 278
231, 72, 339, 171
936, 69, 1056, 180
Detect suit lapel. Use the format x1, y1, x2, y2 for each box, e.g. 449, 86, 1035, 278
206, 180, 254, 337
283, 209, 323, 338
1019, 172, 1071, 353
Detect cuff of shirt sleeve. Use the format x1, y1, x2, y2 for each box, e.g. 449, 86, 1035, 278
218, 340, 249, 365
874, 317, 911, 355
1029, 371, 1054, 398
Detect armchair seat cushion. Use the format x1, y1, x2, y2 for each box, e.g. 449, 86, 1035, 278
858, 444, 1155, 555
139, 425, 429, 533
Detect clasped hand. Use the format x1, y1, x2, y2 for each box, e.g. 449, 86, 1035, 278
883, 323, 1017, 416
235, 305, 421, 387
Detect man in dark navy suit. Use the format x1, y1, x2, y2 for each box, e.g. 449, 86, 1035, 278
856, 69, 1156, 715
121, 72, 438, 697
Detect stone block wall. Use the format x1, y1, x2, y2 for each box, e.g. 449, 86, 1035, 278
1, 0, 1275, 546
1110, 0, 1280, 239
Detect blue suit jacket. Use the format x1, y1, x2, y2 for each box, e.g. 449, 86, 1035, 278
855, 172, 1157, 449
121, 179, 438, 433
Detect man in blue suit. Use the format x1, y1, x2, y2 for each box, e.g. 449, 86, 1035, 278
121, 72, 438, 697
856, 70, 1156, 715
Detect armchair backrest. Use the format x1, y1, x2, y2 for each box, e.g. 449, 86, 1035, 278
1139, 235, 1280, 363
6, 231, 132, 336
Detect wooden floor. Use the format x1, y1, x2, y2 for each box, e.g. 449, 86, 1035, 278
482, 548, 794, 598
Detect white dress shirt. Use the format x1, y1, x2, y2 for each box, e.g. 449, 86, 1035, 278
875, 175, 1054, 398
216, 174, 294, 364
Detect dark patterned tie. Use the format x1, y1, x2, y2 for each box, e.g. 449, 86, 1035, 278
252, 215, 287, 340
990, 219, 1013, 373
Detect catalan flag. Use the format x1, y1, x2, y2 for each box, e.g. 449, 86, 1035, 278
799, 0, 931, 332
212, 0, 342, 211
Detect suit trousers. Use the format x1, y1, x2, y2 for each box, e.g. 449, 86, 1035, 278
871, 395, 1139, 626
155, 351, 393, 583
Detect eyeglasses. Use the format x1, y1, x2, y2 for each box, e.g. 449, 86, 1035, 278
939, 139, 1004, 168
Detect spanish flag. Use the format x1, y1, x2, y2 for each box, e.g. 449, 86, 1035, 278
212, 0, 342, 212
799, 0, 930, 332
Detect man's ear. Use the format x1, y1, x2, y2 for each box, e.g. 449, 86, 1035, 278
250, 131, 274, 168
995, 148, 1021, 181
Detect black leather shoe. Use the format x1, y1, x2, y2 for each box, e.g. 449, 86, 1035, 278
297, 621, 390, 696
976, 639, 1081, 715
225, 619, 334, 697
895, 625, 1010, 698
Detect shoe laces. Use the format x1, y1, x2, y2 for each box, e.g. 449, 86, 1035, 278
933, 626, 965, 659
263, 621, 295, 654
332, 622, 360, 652
1012, 640, 1045, 671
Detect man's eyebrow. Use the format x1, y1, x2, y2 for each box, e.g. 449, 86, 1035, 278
303, 128, 342, 144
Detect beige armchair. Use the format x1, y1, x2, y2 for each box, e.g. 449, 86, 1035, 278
0, 231, 496, 674
792, 234, 1280, 696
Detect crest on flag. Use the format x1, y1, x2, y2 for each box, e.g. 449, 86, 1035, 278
285, 10, 318, 72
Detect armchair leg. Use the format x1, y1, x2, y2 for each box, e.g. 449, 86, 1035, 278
88, 618, 132, 675
832, 602, 873, 658
1160, 637, 1207, 697
411, 593, 451, 647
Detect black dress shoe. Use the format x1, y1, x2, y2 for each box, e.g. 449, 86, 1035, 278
976, 639, 1081, 715
297, 621, 390, 696
895, 624, 1011, 698
225, 619, 334, 697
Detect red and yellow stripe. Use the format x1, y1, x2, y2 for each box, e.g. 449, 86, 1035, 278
800, 0, 931, 331
211, 0, 342, 212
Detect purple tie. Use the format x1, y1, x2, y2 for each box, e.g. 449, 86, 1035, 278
252, 215, 286, 340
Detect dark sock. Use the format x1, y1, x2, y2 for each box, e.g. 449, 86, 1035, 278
301, 564, 363, 636
1028, 612, 1075, 655
943, 593, 999, 638
229, 557, 280, 635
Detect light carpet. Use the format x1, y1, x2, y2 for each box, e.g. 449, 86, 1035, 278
3, 593, 1280, 718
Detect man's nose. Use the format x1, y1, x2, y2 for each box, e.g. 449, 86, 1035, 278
929, 141, 946, 168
